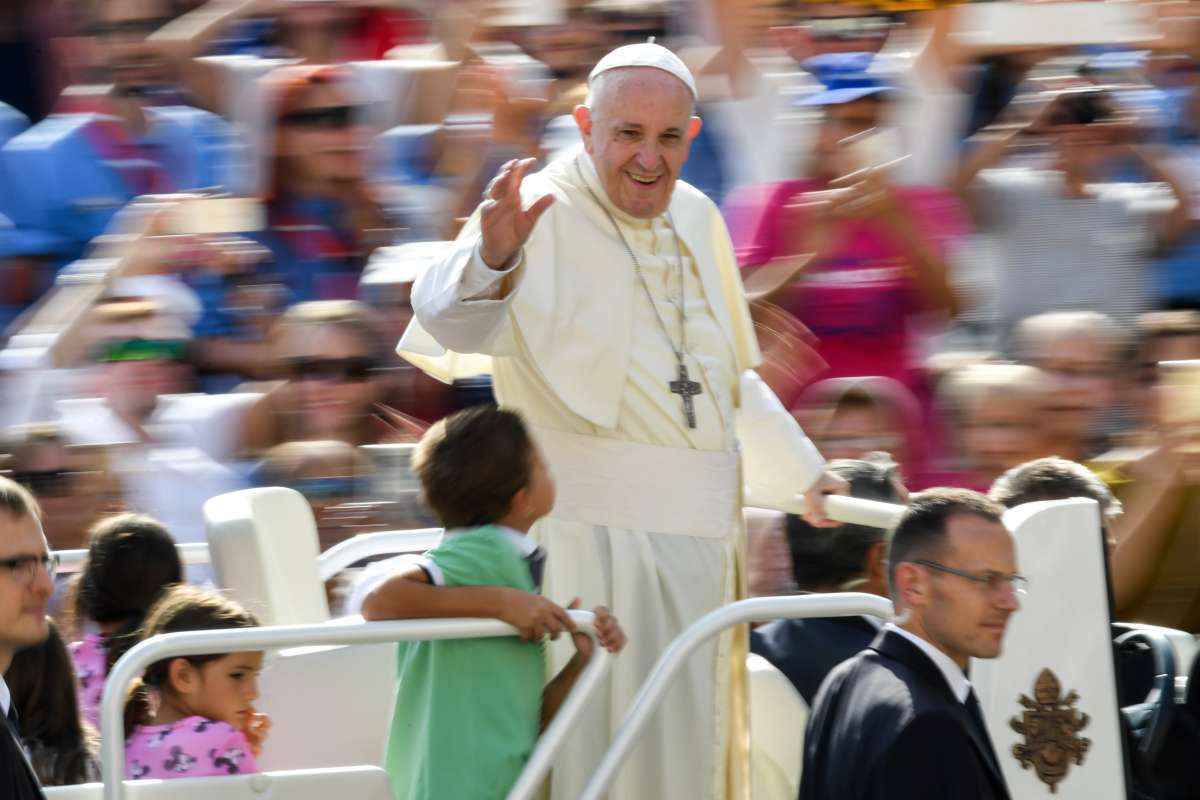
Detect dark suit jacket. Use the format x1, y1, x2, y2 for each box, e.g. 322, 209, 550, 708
799, 629, 1011, 800
751, 615, 879, 706
0, 709, 44, 800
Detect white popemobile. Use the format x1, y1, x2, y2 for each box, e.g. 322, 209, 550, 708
42, 472, 1194, 800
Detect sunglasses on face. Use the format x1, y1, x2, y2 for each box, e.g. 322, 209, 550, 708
287, 357, 376, 382
279, 105, 364, 130
91, 17, 173, 38
289, 476, 359, 501
97, 338, 189, 364
12, 469, 75, 497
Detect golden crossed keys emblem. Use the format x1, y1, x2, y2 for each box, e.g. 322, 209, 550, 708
1010, 668, 1092, 793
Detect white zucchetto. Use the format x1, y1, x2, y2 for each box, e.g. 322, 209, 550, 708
588, 40, 698, 99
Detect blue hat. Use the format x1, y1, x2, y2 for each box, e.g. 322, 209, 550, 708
799, 52, 892, 107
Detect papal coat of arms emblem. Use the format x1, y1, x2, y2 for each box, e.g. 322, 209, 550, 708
1009, 668, 1092, 793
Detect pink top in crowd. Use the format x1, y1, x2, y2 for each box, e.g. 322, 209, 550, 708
69, 633, 107, 730
126, 716, 259, 780
725, 179, 969, 404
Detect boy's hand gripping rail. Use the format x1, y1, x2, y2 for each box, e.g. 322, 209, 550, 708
99, 612, 609, 800
578, 593, 894, 800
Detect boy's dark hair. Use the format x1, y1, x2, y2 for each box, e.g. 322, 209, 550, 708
989, 457, 1122, 519
786, 455, 904, 591
7, 619, 98, 786
124, 585, 258, 739
73, 513, 183, 671
411, 406, 535, 529
887, 488, 1006, 596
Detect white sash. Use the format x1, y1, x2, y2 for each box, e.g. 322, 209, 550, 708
531, 425, 740, 539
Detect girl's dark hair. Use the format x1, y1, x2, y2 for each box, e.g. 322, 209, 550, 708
123, 586, 259, 739
7, 620, 99, 786
73, 514, 183, 672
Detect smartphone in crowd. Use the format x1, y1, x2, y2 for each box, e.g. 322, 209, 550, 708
165, 197, 265, 236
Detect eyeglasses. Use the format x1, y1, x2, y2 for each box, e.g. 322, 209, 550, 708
97, 338, 189, 365
279, 105, 364, 130
286, 357, 376, 383
12, 469, 75, 497
0, 553, 59, 585
910, 559, 1029, 596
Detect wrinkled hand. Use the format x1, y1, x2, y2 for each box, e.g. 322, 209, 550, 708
498, 588, 577, 642
802, 470, 850, 528
241, 711, 271, 758
479, 157, 554, 268
566, 599, 626, 660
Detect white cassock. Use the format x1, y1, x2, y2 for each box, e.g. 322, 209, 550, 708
394, 149, 825, 800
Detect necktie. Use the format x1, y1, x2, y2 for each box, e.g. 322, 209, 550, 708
965, 688, 1002, 773
525, 546, 547, 591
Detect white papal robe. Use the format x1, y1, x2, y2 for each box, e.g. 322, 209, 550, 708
393, 150, 825, 800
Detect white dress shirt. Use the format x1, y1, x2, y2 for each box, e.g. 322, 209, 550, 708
884, 623, 971, 704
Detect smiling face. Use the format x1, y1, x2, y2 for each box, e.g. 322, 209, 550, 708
573, 67, 701, 219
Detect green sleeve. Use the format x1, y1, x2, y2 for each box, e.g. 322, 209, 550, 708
428, 530, 535, 592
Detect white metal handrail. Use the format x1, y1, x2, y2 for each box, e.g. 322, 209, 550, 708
316, 528, 442, 581
100, 612, 609, 800
824, 494, 905, 529
55, 542, 213, 574
578, 592, 894, 800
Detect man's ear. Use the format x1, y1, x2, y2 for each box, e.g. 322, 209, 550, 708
573, 105, 594, 140
687, 115, 703, 143
893, 562, 927, 610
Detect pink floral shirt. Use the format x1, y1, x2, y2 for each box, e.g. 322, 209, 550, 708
69, 633, 107, 730
126, 716, 259, 780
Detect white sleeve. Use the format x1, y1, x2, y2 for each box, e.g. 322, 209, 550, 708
344, 554, 443, 616
737, 370, 826, 512
410, 234, 523, 356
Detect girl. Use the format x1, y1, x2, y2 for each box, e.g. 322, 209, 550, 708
124, 586, 269, 780
70, 513, 184, 729
7, 620, 100, 786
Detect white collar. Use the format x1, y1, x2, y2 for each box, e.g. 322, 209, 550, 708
0, 675, 10, 717
883, 623, 972, 704
860, 614, 885, 631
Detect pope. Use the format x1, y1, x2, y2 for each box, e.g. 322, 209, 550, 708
394, 42, 846, 800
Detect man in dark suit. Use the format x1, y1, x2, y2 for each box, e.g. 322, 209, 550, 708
751, 455, 906, 705
800, 488, 1021, 800
0, 476, 52, 799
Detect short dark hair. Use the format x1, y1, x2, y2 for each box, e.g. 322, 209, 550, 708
887, 488, 1006, 595
786, 456, 904, 590
411, 406, 536, 529
0, 474, 40, 523
989, 457, 1121, 519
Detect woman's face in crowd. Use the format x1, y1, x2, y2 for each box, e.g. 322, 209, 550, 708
813, 98, 883, 183
815, 401, 903, 462
277, 83, 370, 185
281, 325, 379, 436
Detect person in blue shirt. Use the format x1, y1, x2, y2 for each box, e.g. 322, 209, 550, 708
0, 0, 244, 294
0, 102, 27, 151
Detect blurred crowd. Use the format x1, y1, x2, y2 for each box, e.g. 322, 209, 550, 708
0, 0, 1199, 724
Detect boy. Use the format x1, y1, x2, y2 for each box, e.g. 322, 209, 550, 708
360, 406, 625, 800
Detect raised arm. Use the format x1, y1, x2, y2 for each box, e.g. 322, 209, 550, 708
149, 0, 265, 115
409, 157, 554, 354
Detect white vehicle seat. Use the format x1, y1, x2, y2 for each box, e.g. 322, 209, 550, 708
747, 653, 807, 800
256, 640, 396, 771
204, 488, 329, 625
43, 765, 392, 800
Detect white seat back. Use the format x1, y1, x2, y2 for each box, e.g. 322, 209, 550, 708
44, 766, 392, 800
203, 488, 329, 626
747, 653, 807, 800
256, 639, 396, 771
973, 498, 1125, 799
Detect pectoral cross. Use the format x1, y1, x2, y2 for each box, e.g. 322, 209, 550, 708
669, 362, 703, 429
